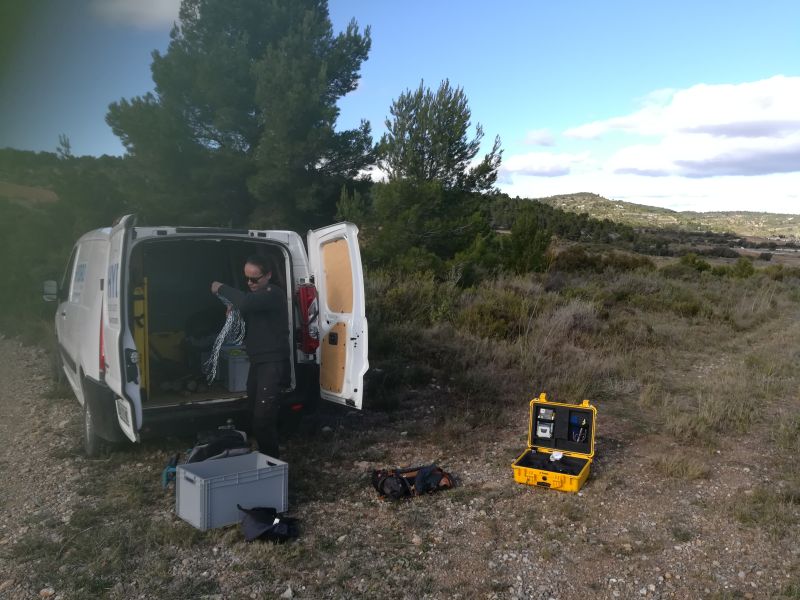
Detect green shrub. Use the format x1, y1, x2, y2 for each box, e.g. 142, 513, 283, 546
602, 251, 655, 272
711, 265, 730, 277
730, 257, 755, 278
763, 264, 800, 282
366, 270, 440, 327
627, 278, 711, 318
550, 245, 602, 272
507, 204, 553, 273
764, 264, 785, 280
678, 252, 711, 272
659, 262, 698, 280
456, 286, 534, 340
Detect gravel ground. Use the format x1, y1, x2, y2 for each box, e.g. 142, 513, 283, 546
0, 334, 799, 599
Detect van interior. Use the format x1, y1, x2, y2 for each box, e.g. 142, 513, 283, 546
128, 238, 291, 407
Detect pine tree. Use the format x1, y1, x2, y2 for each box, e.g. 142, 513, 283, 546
107, 0, 373, 227
379, 79, 502, 193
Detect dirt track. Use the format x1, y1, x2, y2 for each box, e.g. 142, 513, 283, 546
0, 332, 799, 599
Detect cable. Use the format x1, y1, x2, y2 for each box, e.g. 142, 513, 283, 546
202, 293, 245, 384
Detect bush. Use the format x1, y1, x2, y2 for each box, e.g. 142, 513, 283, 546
678, 252, 711, 272
455, 286, 534, 340
659, 262, 699, 280
711, 265, 730, 277
764, 264, 800, 281
507, 205, 552, 273
602, 251, 655, 272
730, 257, 755, 279
550, 246, 602, 272
366, 270, 438, 327
700, 246, 739, 259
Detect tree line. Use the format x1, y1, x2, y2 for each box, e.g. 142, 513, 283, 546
0, 0, 647, 325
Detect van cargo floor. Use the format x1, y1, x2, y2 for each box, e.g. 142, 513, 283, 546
146, 388, 247, 408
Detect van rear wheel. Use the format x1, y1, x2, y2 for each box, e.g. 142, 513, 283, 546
83, 400, 106, 457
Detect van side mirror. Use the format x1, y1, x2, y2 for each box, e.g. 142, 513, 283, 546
43, 280, 58, 302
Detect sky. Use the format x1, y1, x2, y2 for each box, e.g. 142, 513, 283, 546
1, 0, 799, 214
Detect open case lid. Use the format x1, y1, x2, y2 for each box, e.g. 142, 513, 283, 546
527, 392, 596, 459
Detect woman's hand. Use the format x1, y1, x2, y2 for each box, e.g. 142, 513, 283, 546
211, 281, 223, 294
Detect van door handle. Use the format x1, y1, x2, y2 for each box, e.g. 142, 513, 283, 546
60, 311, 66, 317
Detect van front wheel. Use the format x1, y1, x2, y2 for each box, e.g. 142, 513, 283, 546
83, 400, 106, 457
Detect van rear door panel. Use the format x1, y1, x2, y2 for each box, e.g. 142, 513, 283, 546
308, 223, 368, 409
103, 215, 141, 441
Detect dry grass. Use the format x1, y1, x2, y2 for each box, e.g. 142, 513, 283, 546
367, 265, 799, 444
651, 453, 711, 480
774, 412, 800, 454
730, 486, 800, 538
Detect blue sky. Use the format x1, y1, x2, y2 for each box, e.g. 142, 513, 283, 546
1, 0, 799, 213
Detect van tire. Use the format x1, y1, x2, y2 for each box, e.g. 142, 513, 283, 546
83, 398, 106, 457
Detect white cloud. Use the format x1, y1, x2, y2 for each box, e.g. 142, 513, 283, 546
564, 76, 800, 179
358, 164, 387, 183
491, 77, 800, 213
565, 76, 800, 140
523, 129, 556, 146
500, 151, 590, 179
90, 0, 180, 29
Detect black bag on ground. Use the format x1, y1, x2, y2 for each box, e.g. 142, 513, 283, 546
372, 464, 455, 500
185, 428, 250, 463
237, 505, 299, 543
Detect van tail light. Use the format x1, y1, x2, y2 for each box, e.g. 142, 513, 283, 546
297, 283, 319, 354
99, 300, 106, 376
290, 403, 304, 412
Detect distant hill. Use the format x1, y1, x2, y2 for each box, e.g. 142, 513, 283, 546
537, 193, 800, 238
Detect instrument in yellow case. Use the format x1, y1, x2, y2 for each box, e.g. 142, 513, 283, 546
512, 393, 597, 493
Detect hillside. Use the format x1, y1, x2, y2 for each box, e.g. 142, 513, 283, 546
539, 192, 800, 238
0, 181, 59, 206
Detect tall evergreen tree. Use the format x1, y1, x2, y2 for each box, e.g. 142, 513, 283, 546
107, 0, 373, 227
379, 79, 502, 193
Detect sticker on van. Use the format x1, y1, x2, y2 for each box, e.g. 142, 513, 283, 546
107, 262, 120, 324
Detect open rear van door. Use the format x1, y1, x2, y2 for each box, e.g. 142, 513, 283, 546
307, 223, 368, 409
104, 214, 141, 442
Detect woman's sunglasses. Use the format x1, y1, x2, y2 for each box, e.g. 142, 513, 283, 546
245, 274, 265, 284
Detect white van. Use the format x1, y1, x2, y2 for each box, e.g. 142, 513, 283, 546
44, 215, 368, 455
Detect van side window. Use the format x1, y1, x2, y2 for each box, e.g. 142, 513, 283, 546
60, 247, 78, 301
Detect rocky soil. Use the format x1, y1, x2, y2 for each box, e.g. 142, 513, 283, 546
0, 334, 799, 599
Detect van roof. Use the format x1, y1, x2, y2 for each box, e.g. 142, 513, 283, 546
77, 228, 111, 244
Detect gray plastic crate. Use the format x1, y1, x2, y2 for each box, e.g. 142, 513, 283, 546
176, 452, 288, 531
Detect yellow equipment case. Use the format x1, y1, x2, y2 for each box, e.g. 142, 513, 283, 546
512, 393, 597, 493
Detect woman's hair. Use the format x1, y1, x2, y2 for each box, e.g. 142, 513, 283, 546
245, 255, 272, 276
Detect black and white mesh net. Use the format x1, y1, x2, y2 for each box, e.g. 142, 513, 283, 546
202, 294, 246, 384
